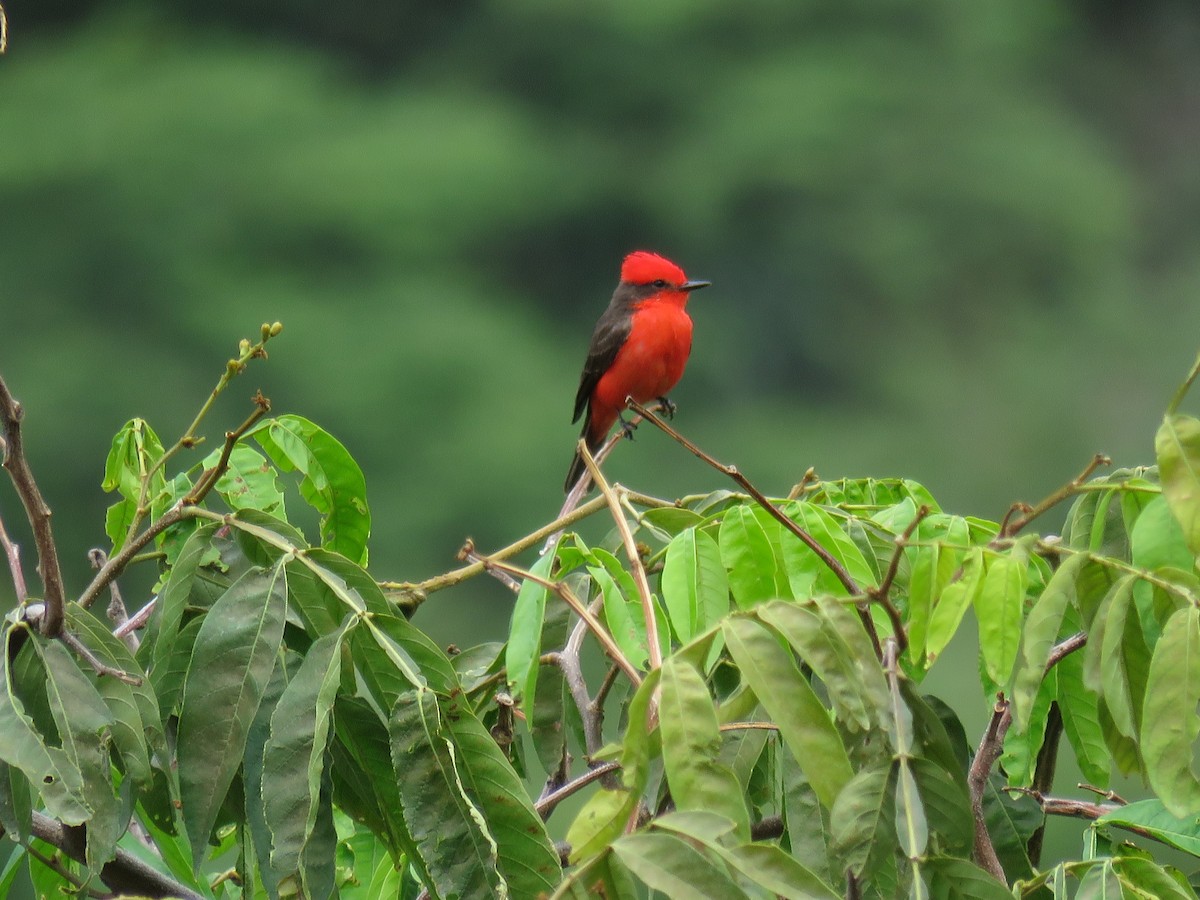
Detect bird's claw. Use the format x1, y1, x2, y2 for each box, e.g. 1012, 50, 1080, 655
657, 396, 677, 419
618, 414, 637, 441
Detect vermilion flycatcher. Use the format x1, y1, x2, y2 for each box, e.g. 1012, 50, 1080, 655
564, 251, 710, 492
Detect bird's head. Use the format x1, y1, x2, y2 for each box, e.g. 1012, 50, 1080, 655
620, 251, 710, 296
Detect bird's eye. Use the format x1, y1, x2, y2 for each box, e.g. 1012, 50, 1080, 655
652, 279, 668, 289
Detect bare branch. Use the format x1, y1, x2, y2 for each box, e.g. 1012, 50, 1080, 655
1046, 631, 1086, 672
579, 442, 662, 672
1000, 453, 1111, 538
624, 398, 883, 656
866, 504, 930, 653
0, 505, 27, 604
968, 695, 1012, 883
185, 391, 272, 505
0, 374, 67, 636
78, 504, 199, 611
458, 541, 642, 687
534, 762, 621, 818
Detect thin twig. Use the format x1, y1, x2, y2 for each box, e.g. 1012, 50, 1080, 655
968, 695, 1012, 883
0, 506, 27, 603
114, 595, 158, 638
58, 630, 141, 685
78, 504, 198, 610
458, 541, 641, 687
0, 3, 7, 54
186, 392, 272, 505
0, 374, 67, 636
384, 490, 671, 604
1045, 631, 1086, 672
1077, 783, 1126, 804
89, 548, 137, 652
718, 721, 780, 732
625, 398, 882, 656
1000, 453, 1111, 538
579, 442, 662, 672
867, 505, 930, 652
123, 324, 281, 548
534, 762, 622, 818
786, 467, 818, 501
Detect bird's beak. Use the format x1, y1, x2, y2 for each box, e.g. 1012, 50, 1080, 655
681, 280, 711, 292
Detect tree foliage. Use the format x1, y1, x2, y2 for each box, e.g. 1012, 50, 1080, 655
5, 330, 1200, 898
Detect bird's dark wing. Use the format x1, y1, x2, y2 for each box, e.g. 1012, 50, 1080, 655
572, 302, 632, 423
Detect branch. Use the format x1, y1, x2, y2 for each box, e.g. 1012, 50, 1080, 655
624, 399, 882, 655
579, 442, 662, 672
968, 695, 1012, 883
0, 374, 67, 636
1000, 453, 1111, 538
0, 505, 27, 604
185, 390, 272, 505
866, 504, 930, 653
78, 504, 200, 611
545, 399, 678, 555
458, 541, 642, 687
122, 323, 282, 548
29, 811, 204, 899
534, 762, 622, 819
1046, 631, 1086, 672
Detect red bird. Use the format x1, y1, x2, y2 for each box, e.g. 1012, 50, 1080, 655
564, 251, 710, 492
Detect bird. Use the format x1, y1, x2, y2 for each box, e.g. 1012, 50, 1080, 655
564, 251, 710, 492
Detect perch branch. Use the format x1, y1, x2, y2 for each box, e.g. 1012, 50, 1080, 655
185, 390, 272, 504
78, 504, 200, 610
534, 761, 622, 819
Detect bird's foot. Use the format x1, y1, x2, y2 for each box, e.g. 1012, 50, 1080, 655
617, 414, 637, 441
656, 396, 677, 419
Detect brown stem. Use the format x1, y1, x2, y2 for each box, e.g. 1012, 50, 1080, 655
624, 399, 882, 656
866, 505, 930, 653
1045, 631, 1086, 672
458, 541, 641, 687
968, 694, 1012, 883
0, 375, 67, 636
1025, 703, 1062, 867
185, 391, 272, 504
0, 508, 27, 604
534, 761, 622, 818
545, 650, 603, 757
579, 442, 662, 672
78, 505, 199, 611
1000, 453, 1111, 538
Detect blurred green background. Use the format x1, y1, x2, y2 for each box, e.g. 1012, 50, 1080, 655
2, 0, 1200, 870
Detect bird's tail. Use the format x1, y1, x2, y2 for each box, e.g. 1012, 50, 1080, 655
563, 423, 605, 494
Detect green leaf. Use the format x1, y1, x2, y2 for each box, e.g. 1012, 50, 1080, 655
910, 758, 970, 855
610, 832, 748, 899
1113, 857, 1198, 900
253, 414, 371, 565
0, 762, 31, 844
974, 551, 1026, 686
830, 764, 895, 879
264, 620, 351, 894
441, 695, 562, 897
1132, 494, 1194, 575
926, 549, 985, 664
894, 760, 927, 860
723, 616, 853, 808
981, 775, 1039, 883
505, 550, 553, 710
177, 563, 288, 868
245, 654, 291, 900
720, 506, 784, 607
662, 528, 729, 643
924, 856, 1010, 899
591, 563, 648, 670
1012, 553, 1085, 730
0, 628, 89, 825
1156, 413, 1200, 554
1143, 605, 1200, 816
1056, 608, 1110, 787
390, 689, 503, 899
659, 656, 750, 839
783, 502, 878, 595
34, 640, 123, 872
204, 444, 285, 514
1097, 799, 1200, 858
758, 599, 889, 733
1098, 576, 1151, 740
